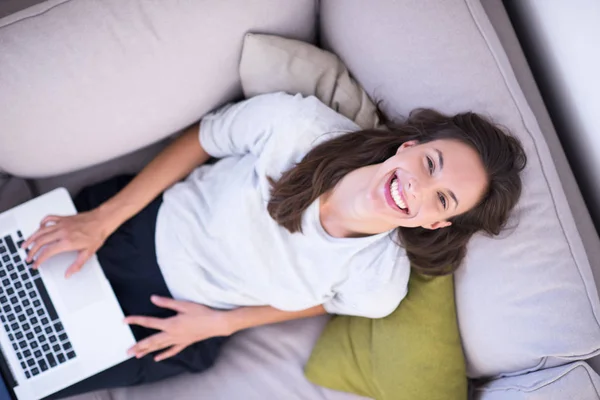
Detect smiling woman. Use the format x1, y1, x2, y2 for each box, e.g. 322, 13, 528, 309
268, 108, 527, 275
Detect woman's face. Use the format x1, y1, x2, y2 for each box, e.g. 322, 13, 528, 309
366, 139, 488, 229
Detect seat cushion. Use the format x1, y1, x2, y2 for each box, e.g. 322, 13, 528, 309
473, 361, 600, 400
320, 0, 600, 379
65, 316, 369, 400
0, 0, 317, 177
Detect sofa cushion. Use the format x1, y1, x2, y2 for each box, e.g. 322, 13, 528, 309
473, 361, 600, 399
320, 0, 600, 378
0, 0, 317, 177
0, 175, 33, 213
239, 33, 382, 130
305, 274, 466, 400
66, 317, 369, 400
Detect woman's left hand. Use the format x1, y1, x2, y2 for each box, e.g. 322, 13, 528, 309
124, 295, 232, 362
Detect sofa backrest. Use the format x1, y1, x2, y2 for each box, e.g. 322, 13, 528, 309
0, 0, 317, 177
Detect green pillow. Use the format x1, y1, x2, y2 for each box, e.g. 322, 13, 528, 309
305, 273, 467, 400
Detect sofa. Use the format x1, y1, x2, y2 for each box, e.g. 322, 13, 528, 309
2, 1, 600, 399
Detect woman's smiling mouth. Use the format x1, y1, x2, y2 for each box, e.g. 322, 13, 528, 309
384, 172, 410, 214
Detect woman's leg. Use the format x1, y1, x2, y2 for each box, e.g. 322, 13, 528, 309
44, 175, 226, 399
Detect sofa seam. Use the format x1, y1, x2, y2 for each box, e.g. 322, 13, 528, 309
464, 0, 600, 338
0, 0, 73, 29
476, 363, 599, 393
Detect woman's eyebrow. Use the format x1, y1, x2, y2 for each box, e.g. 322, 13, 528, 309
435, 148, 458, 209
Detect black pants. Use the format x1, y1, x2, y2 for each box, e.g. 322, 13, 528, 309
45, 175, 226, 399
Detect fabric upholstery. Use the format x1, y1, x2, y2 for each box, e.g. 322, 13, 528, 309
0, 0, 317, 177
320, 0, 600, 379
305, 274, 467, 400
239, 33, 382, 130
473, 361, 600, 399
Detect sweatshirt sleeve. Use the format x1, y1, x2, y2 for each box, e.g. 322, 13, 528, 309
199, 92, 300, 158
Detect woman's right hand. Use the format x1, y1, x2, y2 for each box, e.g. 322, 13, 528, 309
21, 209, 114, 278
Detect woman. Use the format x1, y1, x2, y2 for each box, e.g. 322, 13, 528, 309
24, 92, 526, 398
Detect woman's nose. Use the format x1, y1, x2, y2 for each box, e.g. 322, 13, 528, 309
407, 177, 419, 197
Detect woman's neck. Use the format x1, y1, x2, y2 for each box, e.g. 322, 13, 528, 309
318, 165, 395, 238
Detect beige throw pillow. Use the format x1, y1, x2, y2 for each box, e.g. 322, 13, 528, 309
239, 33, 383, 130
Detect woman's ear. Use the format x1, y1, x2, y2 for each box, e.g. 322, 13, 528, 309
397, 140, 419, 154
423, 220, 452, 230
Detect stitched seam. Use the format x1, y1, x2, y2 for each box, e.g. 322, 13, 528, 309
0, 0, 73, 29
464, 0, 600, 336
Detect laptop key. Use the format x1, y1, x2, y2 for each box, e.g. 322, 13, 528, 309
12, 343, 18, 351
19, 341, 27, 350
57, 353, 66, 364
66, 351, 76, 360
18, 315, 25, 323
26, 308, 34, 316
26, 332, 33, 340
15, 332, 23, 340
31, 367, 39, 376
49, 335, 56, 343
3, 236, 16, 254
53, 322, 63, 332
24, 371, 30, 379
58, 333, 67, 341
34, 350, 42, 358
23, 349, 31, 358
41, 317, 49, 325
20, 361, 26, 369
26, 358, 35, 367
47, 353, 57, 367
62, 342, 72, 351
0, 270, 6, 278
39, 335, 46, 343
22, 323, 30, 331
34, 279, 58, 321
42, 344, 50, 352
30, 341, 38, 349
34, 326, 41, 334
39, 359, 48, 372
52, 344, 60, 352
45, 326, 52, 334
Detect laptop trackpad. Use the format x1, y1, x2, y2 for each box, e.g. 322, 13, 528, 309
41, 252, 104, 312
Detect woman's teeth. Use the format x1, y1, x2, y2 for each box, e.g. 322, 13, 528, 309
390, 177, 408, 211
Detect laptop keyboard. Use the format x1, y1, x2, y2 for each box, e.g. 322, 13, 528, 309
0, 230, 77, 379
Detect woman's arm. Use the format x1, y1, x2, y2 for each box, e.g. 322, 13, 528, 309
23, 123, 210, 274
224, 304, 327, 334
97, 123, 209, 235
125, 297, 327, 361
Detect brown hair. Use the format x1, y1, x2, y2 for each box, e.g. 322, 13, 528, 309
267, 109, 527, 276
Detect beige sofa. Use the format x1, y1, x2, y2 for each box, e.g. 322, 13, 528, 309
2, 1, 600, 399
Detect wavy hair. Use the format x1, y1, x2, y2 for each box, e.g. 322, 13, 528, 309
267, 109, 527, 275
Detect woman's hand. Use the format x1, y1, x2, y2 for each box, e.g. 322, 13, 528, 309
21, 209, 113, 278
124, 295, 232, 362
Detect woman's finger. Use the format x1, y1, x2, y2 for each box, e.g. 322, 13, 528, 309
22, 225, 60, 253
150, 295, 189, 313
155, 344, 185, 362
64, 250, 91, 278
31, 240, 70, 270
40, 215, 62, 227
127, 332, 170, 358
26, 229, 63, 264
124, 315, 168, 331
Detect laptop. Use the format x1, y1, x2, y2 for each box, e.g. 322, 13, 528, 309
0, 188, 136, 400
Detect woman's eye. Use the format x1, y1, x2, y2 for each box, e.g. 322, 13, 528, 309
427, 157, 434, 175
438, 192, 447, 209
